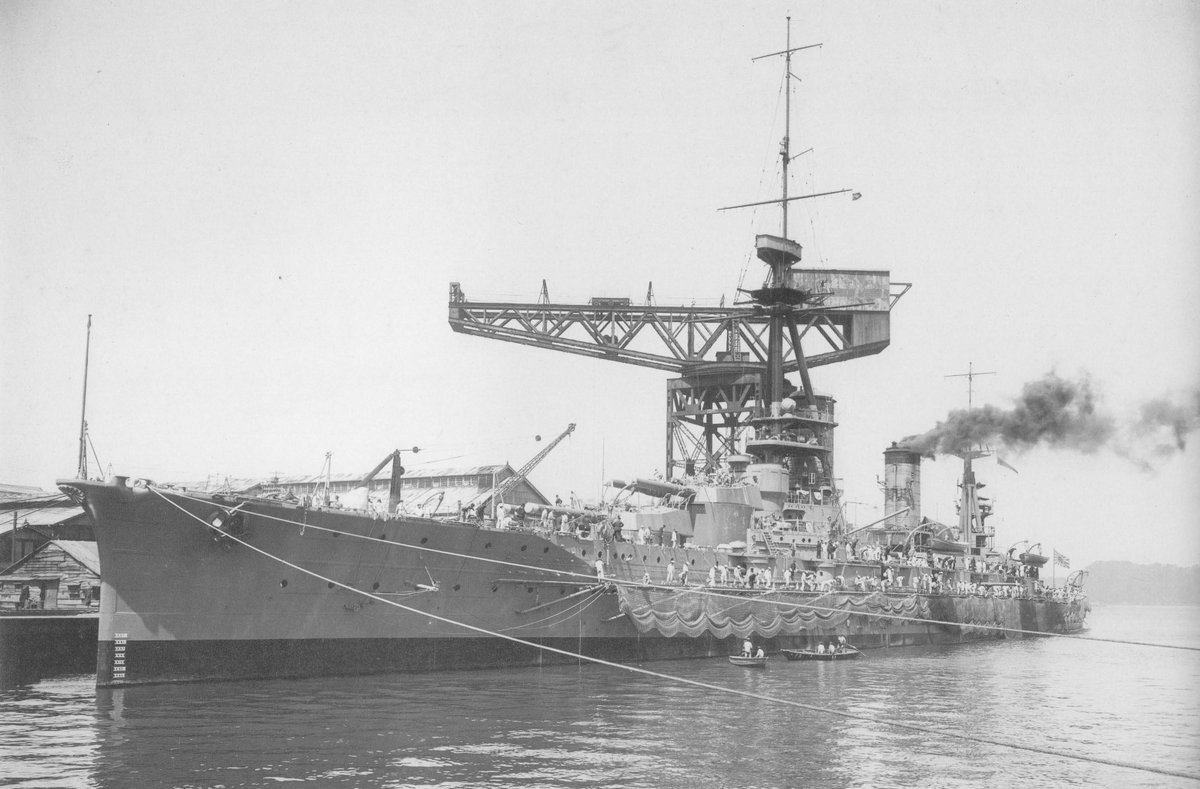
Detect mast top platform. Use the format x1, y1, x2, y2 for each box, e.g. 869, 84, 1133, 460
756, 234, 803, 268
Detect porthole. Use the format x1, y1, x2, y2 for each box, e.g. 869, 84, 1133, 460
280, 579, 288, 588
378, 533, 386, 540
453, 584, 461, 591
643, 556, 648, 562
333, 532, 339, 538
420, 537, 429, 545
657, 556, 662, 563
327, 582, 335, 589
520, 545, 527, 552
582, 550, 588, 557
543, 547, 550, 554
371, 582, 380, 591
485, 542, 492, 549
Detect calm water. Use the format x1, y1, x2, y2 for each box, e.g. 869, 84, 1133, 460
2, 605, 1198, 788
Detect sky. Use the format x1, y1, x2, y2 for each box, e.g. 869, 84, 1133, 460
2, 1, 1198, 569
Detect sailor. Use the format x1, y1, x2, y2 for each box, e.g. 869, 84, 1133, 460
755, 646, 765, 658
679, 564, 689, 586
611, 515, 624, 542
816, 642, 826, 654
665, 560, 676, 584
642, 572, 651, 586
742, 638, 753, 657
837, 636, 847, 652
719, 564, 730, 586
708, 565, 717, 586
595, 559, 605, 580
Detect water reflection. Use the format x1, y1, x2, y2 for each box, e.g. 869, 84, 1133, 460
2, 606, 1198, 788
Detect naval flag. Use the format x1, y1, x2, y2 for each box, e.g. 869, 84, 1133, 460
1053, 550, 1070, 569
996, 455, 1019, 474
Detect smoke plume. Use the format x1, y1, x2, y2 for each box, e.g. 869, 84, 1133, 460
900, 372, 1200, 465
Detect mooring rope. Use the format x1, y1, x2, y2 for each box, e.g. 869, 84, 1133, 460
501, 587, 609, 632
148, 488, 1199, 782
156, 487, 1199, 653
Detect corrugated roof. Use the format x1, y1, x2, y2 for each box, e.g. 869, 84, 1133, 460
398, 486, 493, 515
0, 505, 86, 528
0, 483, 53, 502
51, 540, 101, 576
403, 465, 507, 479
1, 539, 101, 577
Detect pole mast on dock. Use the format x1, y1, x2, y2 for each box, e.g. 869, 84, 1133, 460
76, 314, 93, 480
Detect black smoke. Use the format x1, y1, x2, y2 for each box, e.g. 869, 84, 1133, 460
900, 372, 1199, 464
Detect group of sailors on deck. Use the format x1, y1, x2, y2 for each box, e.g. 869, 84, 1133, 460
636, 557, 1077, 603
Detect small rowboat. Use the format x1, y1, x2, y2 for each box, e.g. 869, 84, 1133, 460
728, 654, 767, 667
781, 646, 862, 661
1019, 552, 1049, 567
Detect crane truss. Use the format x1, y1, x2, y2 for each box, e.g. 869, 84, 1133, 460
448, 275, 909, 476
448, 282, 909, 374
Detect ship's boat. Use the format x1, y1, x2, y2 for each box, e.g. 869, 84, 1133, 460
782, 646, 861, 661
729, 655, 768, 667
1020, 552, 1049, 567
59, 22, 1087, 687
928, 538, 969, 554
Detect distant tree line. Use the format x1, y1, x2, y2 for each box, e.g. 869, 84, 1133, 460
1083, 561, 1200, 605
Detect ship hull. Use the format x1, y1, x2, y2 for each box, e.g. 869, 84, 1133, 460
62, 479, 1087, 686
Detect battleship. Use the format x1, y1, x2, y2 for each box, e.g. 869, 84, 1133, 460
60, 26, 1087, 686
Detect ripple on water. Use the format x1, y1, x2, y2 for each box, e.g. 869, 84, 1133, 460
1, 607, 1198, 788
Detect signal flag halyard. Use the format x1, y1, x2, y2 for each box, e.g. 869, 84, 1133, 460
1054, 550, 1070, 569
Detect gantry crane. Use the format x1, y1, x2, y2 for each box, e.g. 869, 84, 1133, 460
449, 268, 907, 480
447, 24, 909, 480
